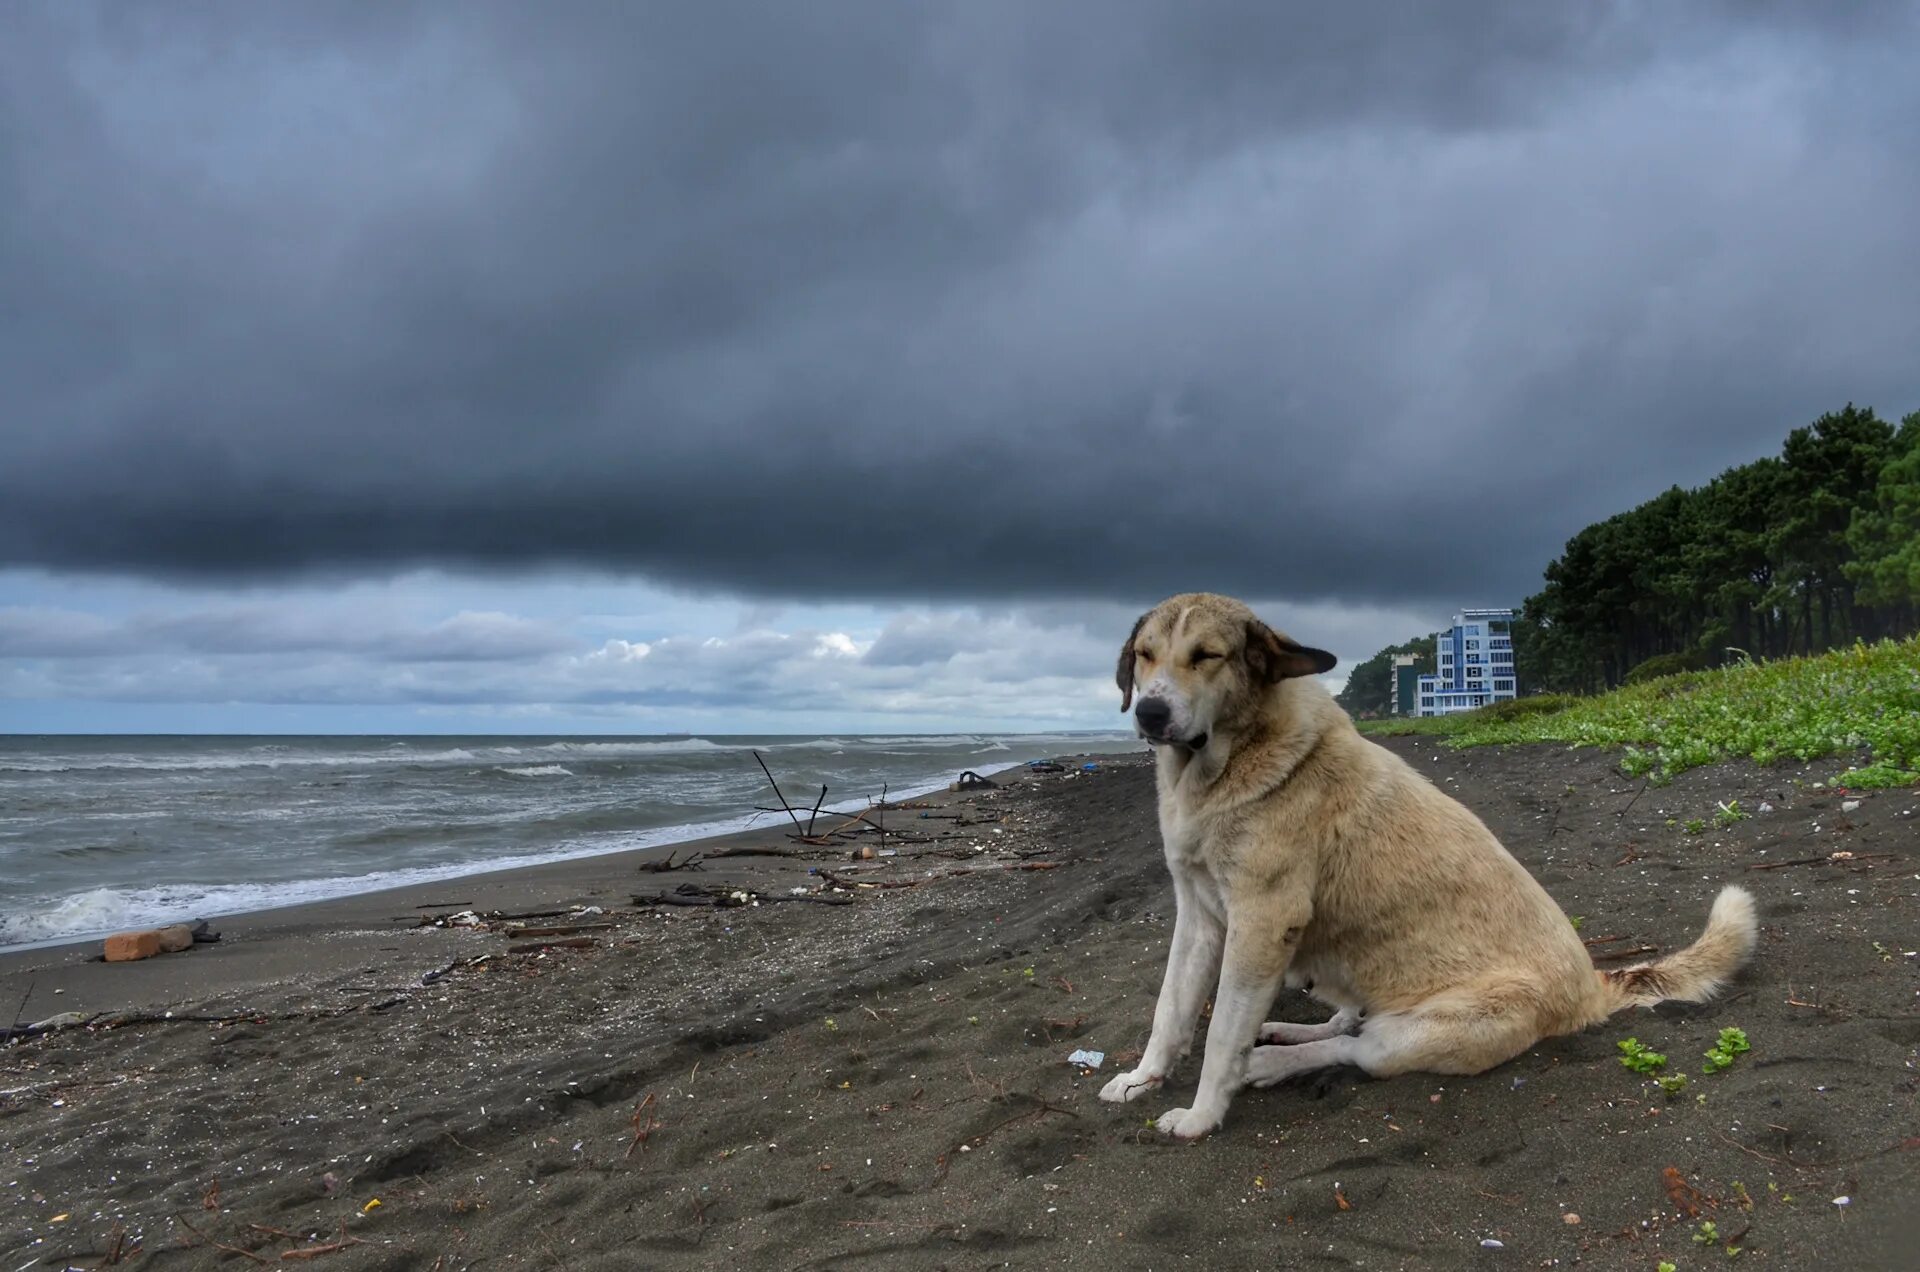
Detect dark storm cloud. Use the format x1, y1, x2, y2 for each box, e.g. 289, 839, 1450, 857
5, 1, 1918, 608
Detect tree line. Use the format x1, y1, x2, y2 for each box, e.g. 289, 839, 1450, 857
1339, 403, 1920, 713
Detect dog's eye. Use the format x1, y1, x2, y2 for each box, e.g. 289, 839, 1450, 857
1136, 648, 1155, 663
1191, 650, 1222, 666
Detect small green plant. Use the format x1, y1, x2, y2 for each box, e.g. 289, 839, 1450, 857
1569, 914, 1585, 931
1618, 1037, 1668, 1073
1713, 800, 1749, 828
1656, 1072, 1690, 1095
1658, 1262, 1678, 1272
1693, 1220, 1720, 1245
1681, 818, 1707, 836
1730, 1181, 1752, 1210
1872, 940, 1895, 963
824, 1017, 837, 1031
1702, 1026, 1750, 1074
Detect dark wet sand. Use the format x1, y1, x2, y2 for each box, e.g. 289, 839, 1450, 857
2, 740, 1915, 1269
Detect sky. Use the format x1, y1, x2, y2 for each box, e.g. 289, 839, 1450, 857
4, 1, 1919, 734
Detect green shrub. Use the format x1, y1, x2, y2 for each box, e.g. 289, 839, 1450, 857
1624, 649, 1711, 685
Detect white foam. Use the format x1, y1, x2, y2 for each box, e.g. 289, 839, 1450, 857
498, 765, 573, 778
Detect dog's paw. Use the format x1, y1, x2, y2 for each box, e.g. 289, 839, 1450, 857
1098, 1069, 1164, 1104
1154, 1105, 1222, 1141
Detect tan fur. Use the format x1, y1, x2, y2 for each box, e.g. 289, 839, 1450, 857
1098, 593, 1758, 1139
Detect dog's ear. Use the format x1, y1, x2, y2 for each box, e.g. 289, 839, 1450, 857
1116, 610, 1151, 711
1245, 619, 1337, 683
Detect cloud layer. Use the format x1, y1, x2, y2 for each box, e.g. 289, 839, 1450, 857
0, 574, 1430, 731
5, 2, 1917, 612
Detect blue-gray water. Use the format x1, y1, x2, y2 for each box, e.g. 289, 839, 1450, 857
0, 732, 1134, 949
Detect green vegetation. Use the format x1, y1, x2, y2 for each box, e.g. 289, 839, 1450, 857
1836, 760, 1920, 788
1358, 634, 1920, 779
1523, 405, 1920, 692
1333, 633, 1437, 716
1702, 1027, 1751, 1074
1617, 1037, 1667, 1074
1713, 800, 1749, 828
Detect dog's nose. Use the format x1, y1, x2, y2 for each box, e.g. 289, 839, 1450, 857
1134, 697, 1172, 735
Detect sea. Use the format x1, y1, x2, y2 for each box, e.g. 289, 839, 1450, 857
0, 732, 1138, 951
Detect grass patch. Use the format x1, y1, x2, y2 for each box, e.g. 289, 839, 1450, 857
1357, 636, 1920, 779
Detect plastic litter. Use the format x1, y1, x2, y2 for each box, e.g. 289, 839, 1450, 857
1067, 1049, 1104, 1070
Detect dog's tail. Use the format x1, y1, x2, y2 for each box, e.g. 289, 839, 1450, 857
1596, 886, 1758, 1011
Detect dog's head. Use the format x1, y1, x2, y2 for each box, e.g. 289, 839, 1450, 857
1116, 593, 1336, 749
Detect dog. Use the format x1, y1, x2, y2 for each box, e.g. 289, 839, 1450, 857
1097, 593, 1757, 1140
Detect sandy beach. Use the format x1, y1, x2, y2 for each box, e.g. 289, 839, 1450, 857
2, 739, 1914, 1269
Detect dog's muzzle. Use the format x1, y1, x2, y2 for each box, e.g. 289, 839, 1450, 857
1134, 698, 1206, 750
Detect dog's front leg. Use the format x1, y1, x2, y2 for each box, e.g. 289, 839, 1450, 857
1155, 898, 1305, 1140
1098, 877, 1223, 1104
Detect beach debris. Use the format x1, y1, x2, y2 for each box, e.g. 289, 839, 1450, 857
12, 1010, 91, 1039
1026, 761, 1066, 773
1080, 762, 1099, 773
639, 851, 706, 873
278, 1225, 369, 1260
507, 936, 598, 955
950, 770, 999, 792
102, 929, 163, 962
503, 923, 613, 939
625, 1092, 661, 1159
97, 917, 220, 960
420, 954, 493, 985
1744, 850, 1896, 872
1842, 798, 1862, 812
1478, 1238, 1504, 1248
1067, 1049, 1104, 1070
633, 883, 853, 908
1662, 1166, 1710, 1217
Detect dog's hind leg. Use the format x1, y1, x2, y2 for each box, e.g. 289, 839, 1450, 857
1245, 989, 1541, 1087
1257, 1006, 1361, 1045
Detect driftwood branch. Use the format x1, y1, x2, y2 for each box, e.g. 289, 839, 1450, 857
753, 750, 805, 834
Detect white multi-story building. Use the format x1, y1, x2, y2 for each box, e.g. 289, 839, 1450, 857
1416, 608, 1517, 716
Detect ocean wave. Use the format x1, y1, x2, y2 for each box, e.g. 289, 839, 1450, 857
531, 739, 732, 757
0, 746, 484, 774
0, 757, 1038, 951
498, 765, 573, 778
